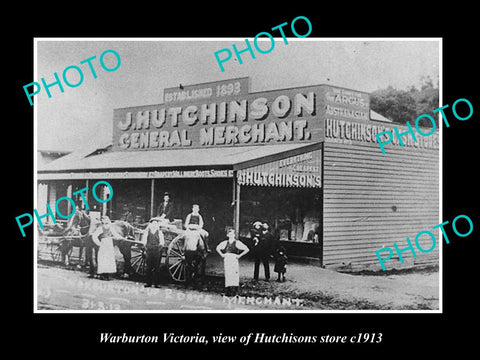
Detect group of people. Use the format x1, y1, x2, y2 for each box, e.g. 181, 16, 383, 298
88, 213, 288, 298
72, 191, 211, 287
61, 192, 288, 297
143, 201, 211, 288
141, 192, 212, 288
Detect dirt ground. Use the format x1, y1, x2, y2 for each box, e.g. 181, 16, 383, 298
204, 256, 440, 310
37, 249, 440, 311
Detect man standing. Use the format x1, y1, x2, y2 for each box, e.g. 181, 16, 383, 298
157, 192, 174, 222
121, 204, 134, 224
117, 204, 134, 278
144, 219, 165, 288
252, 222, 274, 281
85, 210, 100, 278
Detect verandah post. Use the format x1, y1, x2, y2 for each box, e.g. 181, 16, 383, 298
234, 171, 241, 237
150, 178, 155, 219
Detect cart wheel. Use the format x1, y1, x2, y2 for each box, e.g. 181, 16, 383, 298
50, 240, 72, 264
130, 245, 147, 276
166, 235, 186, 283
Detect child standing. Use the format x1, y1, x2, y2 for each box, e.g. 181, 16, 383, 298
274, 246, 288, 282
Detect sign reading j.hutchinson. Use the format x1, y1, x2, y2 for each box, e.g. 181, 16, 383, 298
112, 79, 371, 151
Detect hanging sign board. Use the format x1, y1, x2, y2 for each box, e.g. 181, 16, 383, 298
237, 149, 322, 188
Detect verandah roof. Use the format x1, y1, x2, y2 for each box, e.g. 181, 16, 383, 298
37, 143, 321, 180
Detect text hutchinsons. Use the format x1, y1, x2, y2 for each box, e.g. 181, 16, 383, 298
115, 92, 318, 149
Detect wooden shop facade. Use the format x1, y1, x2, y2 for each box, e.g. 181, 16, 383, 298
37, 77, 440, 270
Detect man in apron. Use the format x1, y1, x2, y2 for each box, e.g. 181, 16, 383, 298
216, 229, 249, 296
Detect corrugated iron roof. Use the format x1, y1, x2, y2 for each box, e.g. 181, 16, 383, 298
370, 109, 392, 123
38, 143, 315, 173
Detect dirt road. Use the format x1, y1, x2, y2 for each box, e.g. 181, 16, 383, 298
36, 265, 304, 311
37, 260, 439, 311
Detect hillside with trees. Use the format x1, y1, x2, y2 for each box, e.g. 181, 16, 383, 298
370, 76, 439, 128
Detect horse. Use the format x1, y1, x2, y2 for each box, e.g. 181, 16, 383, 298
56, 208, 91, 266
183, 229, 208, 286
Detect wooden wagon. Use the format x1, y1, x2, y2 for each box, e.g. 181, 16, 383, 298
128, 222, 189, 283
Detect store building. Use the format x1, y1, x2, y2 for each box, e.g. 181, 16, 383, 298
37, 77, 439, 270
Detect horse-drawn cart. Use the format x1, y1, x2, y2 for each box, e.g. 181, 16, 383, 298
38, 218, 195, 283
38, 222, 88, 266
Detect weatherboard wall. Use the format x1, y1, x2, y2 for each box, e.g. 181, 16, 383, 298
322, 131, 440, 270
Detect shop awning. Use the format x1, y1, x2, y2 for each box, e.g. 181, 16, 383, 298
37, 142, 321, 180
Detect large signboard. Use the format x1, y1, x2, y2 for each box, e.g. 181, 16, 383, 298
112, 79, 371, 151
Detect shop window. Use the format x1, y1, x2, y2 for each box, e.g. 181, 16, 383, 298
240, 187, 322, 243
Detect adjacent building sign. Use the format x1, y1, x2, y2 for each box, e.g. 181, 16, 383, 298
237, 149, 322, 188
324, 86, 370, 121
325, 118, 439, 150
322, 85, 438, 150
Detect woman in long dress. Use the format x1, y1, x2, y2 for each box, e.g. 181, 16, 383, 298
92, 216, 122, 280
216, 229, 249, 296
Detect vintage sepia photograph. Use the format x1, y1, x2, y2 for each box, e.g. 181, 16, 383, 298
33, 38, 441, 312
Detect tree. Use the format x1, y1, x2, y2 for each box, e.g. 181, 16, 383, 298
370, 86, 417, 124
371, 77, 439, 128
408, 76, 439, 128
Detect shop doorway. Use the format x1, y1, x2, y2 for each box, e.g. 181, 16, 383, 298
239, 186, 323, 262
109, 179, 152, 224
